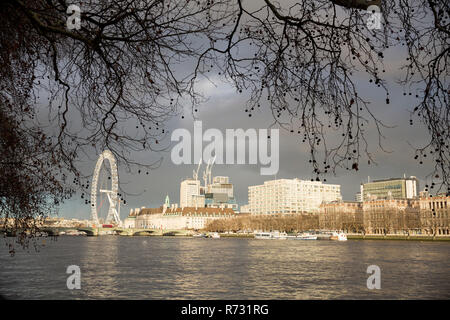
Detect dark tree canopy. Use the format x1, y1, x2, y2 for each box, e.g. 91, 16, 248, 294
0, 0, 449, 228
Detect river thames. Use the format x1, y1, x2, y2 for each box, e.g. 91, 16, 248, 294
1, 236, 449, 299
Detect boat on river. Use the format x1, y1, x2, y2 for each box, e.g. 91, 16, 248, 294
254, 231, 288, 239
193, 233, 207, 238
330, 231, 347, 241
293, 232, 317, 240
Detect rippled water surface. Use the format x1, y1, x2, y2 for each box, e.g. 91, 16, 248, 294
1, 236, 449, 299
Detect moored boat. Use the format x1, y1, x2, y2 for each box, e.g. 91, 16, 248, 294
254, 231, 272, 239
271, 231, 288, 239
193, 233, 207, 238
294, 232, 317, 240
330, 231, 347, 241
316, 233, 332, 240
65, 230, 87, 236
254, 231, 287, 239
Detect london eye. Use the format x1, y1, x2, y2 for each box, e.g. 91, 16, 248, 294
90, 150, 122, 226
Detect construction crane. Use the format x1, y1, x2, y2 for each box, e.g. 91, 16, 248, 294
203, 158, 211, 191
193, 158, 202, 181
209, 155, 216, 186
202, 156, 216, 192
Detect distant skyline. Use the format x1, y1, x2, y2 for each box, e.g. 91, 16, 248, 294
58, 71, 436, 220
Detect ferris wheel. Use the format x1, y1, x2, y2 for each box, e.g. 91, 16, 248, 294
90, 150, 122, 226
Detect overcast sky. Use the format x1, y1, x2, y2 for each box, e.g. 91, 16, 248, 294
55, 4, 437, 220
59, 59, 434, 221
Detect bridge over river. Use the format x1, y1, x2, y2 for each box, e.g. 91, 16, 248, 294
40, 227, 193, 237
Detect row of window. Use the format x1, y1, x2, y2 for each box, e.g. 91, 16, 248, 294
428, 201, 448, 209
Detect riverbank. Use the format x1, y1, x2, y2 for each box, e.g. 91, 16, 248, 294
218, 233, 450, 241
207, 232, 450, 241
4, 228, 450, 241
219, 233, 254, 238
347, 234, 450, 241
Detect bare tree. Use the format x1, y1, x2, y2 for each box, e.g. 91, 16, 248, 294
0, 100, 71, 254
1, 0, 448, 236
205, 214, 320, 232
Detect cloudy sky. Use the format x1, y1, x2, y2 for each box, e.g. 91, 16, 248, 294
56, 3, 437, 220
59, 61, 434, 221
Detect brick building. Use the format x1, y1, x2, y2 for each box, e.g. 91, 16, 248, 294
319, 198, 426, 235
319, 201, 363, 232
362, 198, 421, 235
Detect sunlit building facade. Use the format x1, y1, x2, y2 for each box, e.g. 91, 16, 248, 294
319, 201, 363, 232
360, 177, 418, 201
362, 198, 421, 234
204, 176, 238, 211
127, 206, 237, 230
419, 194, 449, 235
248, 179, 341, 215
180, 179, 201, 208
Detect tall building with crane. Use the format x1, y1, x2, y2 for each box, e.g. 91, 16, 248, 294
179, 157, 238, 211
180, 179, 201, 208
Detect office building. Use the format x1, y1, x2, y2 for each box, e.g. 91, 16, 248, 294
360, 176, 418, 201
180, 179, 201, 208
204, 176, 238, 210
248, 179, 341, 215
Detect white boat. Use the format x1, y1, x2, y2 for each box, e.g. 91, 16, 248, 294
210, 232, 220, 239
254, 232, 272, 239
316, 232, 332, 240
65, 230, 84, 236
98, 230, 114, 235
254, 231, 287, 239
193, 233, 207, 238
34, 231, 49, 237
64, 230, 86, 236
330, 231, 347, 241
272, 231, 288, 239
294, 232, 317, 240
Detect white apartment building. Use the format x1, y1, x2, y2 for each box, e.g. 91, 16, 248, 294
180, 179, 201, 207
248, 179, 342, 215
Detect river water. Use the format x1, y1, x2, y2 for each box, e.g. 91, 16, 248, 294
0, 236, 449, 299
